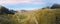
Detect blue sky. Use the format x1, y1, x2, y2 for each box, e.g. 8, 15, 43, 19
0, 0, 60, 10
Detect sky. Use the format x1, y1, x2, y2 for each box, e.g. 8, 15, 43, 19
0, 0, 60, 10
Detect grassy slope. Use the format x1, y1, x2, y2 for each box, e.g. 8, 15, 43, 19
0, 9, 60, 24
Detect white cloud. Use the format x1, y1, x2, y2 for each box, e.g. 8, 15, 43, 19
0, 0, 45, 5
48, 0, 60, 4
0, 0, 60, 5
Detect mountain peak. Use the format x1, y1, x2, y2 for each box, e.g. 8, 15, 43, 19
51, 4, 60, 9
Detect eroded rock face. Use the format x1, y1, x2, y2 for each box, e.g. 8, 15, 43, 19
0, 5, 15, 15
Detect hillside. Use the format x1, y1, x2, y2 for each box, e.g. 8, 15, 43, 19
0, 4, 60, 24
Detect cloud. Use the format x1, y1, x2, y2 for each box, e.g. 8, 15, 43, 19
0, 0, 45, 5
48, 0, 60, 4
0, 0, 60, 5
